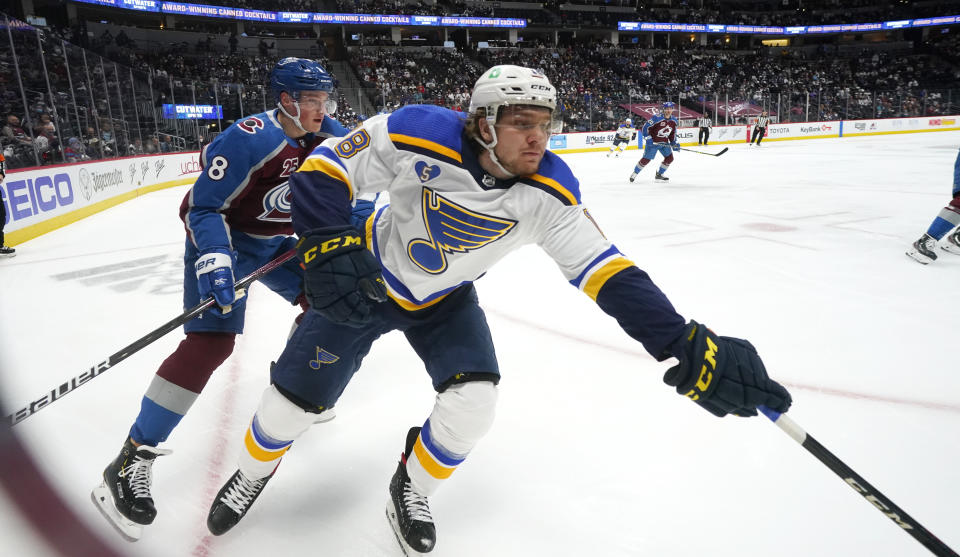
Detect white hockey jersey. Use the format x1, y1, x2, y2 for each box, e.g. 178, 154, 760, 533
615, 124, 635, 140
290, 105, 685, 357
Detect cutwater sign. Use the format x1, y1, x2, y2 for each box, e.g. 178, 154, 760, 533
162, 104, 224, 120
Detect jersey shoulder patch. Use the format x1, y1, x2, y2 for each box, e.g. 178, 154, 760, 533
387, 105, 466, 166
518, 151, 581, 206
206, 111, 284, 163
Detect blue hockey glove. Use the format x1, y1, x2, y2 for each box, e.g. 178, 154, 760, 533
663, 321, 792, 417
195, 248, 243, 317
297, 226, 387, 327
350, 198, 376, 230
671, 142, 680, 151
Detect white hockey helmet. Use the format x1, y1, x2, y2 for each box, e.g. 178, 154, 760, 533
469, 65, 558, 124
468, 65, 561, 177
625, 118, 632, 125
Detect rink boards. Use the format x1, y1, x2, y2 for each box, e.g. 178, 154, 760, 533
1, 152, 203, 245
3, 114, 958, 246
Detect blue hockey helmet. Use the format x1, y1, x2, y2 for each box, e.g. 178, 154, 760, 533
269, 57, 335, 102
662, 101, 676, 109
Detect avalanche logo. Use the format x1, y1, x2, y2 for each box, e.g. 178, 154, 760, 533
415, 161, 441, 183
259, 182, 292, 222
407, 187, 516, 274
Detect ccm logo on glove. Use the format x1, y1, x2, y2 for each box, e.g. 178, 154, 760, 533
301, 234, 363, 264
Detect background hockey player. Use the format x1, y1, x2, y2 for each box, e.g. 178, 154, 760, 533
91, 57, 349, 542
203, 65, 792, 555
906, 147, 960, 264
607, 117, 636, 157
0, 151, 13, 257
630, 101, 680, 182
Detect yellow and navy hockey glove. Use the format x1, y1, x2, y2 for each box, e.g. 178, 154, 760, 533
297, 226, 387, 327
663, 320, 792, 417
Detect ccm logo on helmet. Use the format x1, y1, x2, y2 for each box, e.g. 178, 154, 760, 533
530, 84, 552, 91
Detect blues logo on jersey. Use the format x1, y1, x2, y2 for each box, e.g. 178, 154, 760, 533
407, 187, 517, 274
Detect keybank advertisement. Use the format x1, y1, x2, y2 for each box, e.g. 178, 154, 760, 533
762, 121, 841, 140
1, 152, 202, 235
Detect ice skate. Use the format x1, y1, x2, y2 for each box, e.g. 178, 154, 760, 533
941, 228, 960, 255
91, 438, 171, 541
906, 234, 938, 264
655, 173, 669, 181
207, 469, 273, 535
0, 245, 15, 258
387, 427, 436, 556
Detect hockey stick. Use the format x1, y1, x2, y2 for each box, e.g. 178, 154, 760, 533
5, 249, 297, 427
677, 146, 728, 157
758, 406, 958, 557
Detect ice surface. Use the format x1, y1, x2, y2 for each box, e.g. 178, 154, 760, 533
1, 132, 958, 557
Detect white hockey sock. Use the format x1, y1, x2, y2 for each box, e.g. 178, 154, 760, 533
406, 381, 498, 496
238, 385, 319, 479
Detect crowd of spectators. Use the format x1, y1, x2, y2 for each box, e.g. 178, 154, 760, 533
349, 46, 478, 111
3, 4, 960, 169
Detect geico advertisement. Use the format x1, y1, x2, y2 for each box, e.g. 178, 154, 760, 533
1, 153, 201, 233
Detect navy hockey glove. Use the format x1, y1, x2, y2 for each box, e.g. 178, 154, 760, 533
671, 142, 680, 151
631, 132, 637, 140
663, 321, 792, 417
297, 226, 387, 327
195, 247, 244, 317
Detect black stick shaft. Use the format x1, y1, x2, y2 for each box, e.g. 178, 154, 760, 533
676, 146, 728, 157
759, 406, 958, 557
5, 249, 296, 427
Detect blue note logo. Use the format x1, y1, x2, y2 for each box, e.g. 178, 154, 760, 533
309, 347, 340, 369
407, 187, 516, 274
415, 161, 441, 183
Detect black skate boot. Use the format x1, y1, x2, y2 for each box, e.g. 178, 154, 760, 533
906, 233, 938, 264
91, 437, 172, 541
386, 427, 436, 555
0, 245, 15, 258
655, 173, 669, 181
941, 228, 960, 255
207, 469, 273, 535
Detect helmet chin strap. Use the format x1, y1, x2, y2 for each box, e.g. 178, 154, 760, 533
277, 100, 311, 136
474, 122, 516, 178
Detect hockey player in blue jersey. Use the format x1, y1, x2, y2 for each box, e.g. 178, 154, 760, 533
92, 57, 350, 541
630, 101, 681, 182
204, 65, 792, 554
606, 117, 636, 157
906, 147, 960, 264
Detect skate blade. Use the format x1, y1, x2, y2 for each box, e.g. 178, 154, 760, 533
91, 483, 144, 542
905, 250, 933, 264
0, 252, 15, 259
940, 244, 960, 255
385, 500, 428, 556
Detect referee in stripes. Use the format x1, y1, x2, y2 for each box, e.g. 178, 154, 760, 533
751, 111, 770, 146
697, 115, 712, 145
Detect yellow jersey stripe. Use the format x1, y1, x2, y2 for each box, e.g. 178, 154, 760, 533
244, 427, 291, 462
528, 173, 578, 206
389, 133, 463, 163
412, 437, 455, 479
387, 289, 451, 312
582, 257, 634, 301
299, 156, 354, 200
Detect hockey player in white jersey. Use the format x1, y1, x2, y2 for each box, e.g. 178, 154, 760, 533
607, 117, 636, 157
205, 65, 792, 554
